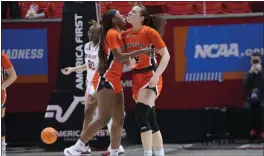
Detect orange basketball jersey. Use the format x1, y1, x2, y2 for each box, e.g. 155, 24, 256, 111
1, 53, 13, 105
101, 29, 125, 93
123, 25, 166, 69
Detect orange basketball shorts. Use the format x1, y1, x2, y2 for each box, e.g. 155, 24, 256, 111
132, 70, 162, 101
96, 76, 123, 94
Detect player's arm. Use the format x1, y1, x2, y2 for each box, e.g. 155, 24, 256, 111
61, 64, 87, 75
107, 31, 153, 62
154, 48, 170, 77
69, 64, 87, 72
2, 55, 17, 90
62, 42, 93, 75
148, 28, 170, 78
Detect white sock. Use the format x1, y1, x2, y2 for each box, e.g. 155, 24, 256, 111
144, 150, 152, 156
2, 141, 6, 155
110, 149, 119, 156
74, 139, 85, 150
155, 148, 164, 156
2, 142, 6, 150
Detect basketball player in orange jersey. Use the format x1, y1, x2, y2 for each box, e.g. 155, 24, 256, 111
61, 20, 124, 155
123, 5, 170, 156
64, 9, 154, 156
1, 53, 17, 156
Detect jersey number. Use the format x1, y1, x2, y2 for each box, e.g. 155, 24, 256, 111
88, 60, 96, 70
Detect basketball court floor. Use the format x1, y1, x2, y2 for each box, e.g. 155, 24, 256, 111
7, 143, 263, 156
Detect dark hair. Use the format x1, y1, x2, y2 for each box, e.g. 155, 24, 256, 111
88, 19, 101, 29
137, 5, 166, 36
251, 52, 262, 58
98, 9, 116, 75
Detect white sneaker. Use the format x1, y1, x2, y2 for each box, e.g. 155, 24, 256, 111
81, 145, 91, 155
2, 143, 7, 156
119, 145, 125, 154
103, 145, 125, 156
1, 150, 6, 156
64, 146, 82, 156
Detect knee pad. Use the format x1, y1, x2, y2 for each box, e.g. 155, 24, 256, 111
149, 106, 160, 133
1, 117, 6, 137
135, 102, 151, 133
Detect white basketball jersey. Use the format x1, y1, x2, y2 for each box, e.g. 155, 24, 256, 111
84, 41, 99, 83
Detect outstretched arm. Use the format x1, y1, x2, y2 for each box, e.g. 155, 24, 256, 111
61, 64, 87, 75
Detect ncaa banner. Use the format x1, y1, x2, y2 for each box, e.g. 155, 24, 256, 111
1, 29, 48, 83
174, 23, 264, 82
44, 2, 110, 149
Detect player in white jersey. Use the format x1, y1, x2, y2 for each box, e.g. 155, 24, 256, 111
61, 20, 124, 156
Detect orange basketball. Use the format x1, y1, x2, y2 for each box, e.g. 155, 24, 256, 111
41, 127, 58, 144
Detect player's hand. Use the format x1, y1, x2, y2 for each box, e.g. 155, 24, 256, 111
127, 57, 137, 68
254, 64, 262, 72
149, 75, 159, 88
61, 67, 73, 75
140, 46, 157, 57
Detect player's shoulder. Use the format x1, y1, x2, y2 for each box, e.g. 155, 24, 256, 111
143, 25, 156, 33
1, 52, 12, 68
84, 42, 91, 52
122, 28, 132, 38
107, 28, 119, 36
107, 29, 123, 42
85, 41, 92, 48
1, 53, 7, 57
85, 41, 91, 47
1, 53, 8, 59
123, 28, 133, 34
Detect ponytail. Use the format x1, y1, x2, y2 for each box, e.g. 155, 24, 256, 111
98, 30, 107, 75
138, 5, 167, 36
144, 14, 166, 36
98, 9, 116, 75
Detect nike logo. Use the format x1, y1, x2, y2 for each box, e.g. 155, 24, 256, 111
67, 150, 72, 155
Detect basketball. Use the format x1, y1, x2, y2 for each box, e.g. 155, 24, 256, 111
41, 127, 58, 144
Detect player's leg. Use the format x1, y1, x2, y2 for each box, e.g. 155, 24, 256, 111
132, 75, 153, 156
107, 118, 113, 135
137, 88, 164, 156
101, 119, 114, 156
108, 91, 125, 156
136, 88, 155, 156
102, 111, 125, 156
149, 106, 164, 156
64, 88, 115, 156
2, 105, 7, 156
134, 74, 164, 156
80, 93, 97, 154
149, 80, 164, 156
82, 94, 97, 133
